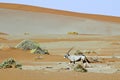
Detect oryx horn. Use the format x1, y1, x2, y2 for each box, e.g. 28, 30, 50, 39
66, 47, 74, 54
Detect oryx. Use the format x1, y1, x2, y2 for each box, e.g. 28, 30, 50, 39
64, 47, 90, 67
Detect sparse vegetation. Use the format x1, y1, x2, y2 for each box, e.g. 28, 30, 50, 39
0, 58, 22, 69
89, 57, 103, 63
16, 40, 49, 54
74, 64, 87, 72
67, 32, 79, 35
74, 50, 97, 55
31, 47, 49, 54
84, 50, 97, 54
15, 40, 39, 50
74, 50, 83, 55
111, 42, 120, 45
24, 32, 30, 35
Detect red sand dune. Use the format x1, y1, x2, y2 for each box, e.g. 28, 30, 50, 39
0, 3, 120, 80
0, 3, 120, 23
0, 3, 120, 35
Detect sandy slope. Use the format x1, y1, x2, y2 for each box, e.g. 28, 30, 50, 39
0, 3, 120, 80
0, 3, 120, 35
0, 3, 120, 23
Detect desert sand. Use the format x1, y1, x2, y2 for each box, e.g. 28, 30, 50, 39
0, 3, 120, 35
0, 34, 120, 80
0, 3, 120, 80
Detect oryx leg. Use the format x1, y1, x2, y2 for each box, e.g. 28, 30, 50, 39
86, 62, 91, 67
82, 60, 87, 68
73, 61, 75, 64
69, 61, 75, 64
83, 62, 91, 68
69, 61, 72, 64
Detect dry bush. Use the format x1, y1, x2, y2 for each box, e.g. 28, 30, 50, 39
67, 32, 79, 35
89, 57, 103, 63
111, 42, 120, 45
84, 50, 97, 54
74, 50, 83, 55
74, 64, 87, 72
16, 40, 49, 54
0, 58, 22, 69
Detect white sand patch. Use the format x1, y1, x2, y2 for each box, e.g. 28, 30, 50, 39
22, 62, 120, 73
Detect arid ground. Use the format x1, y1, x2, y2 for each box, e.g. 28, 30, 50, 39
0, 34, 120, 80
0, 3, 120, 80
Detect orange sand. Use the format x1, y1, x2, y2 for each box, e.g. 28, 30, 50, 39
0, 3, 120, 23
0, 3, 120, 80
